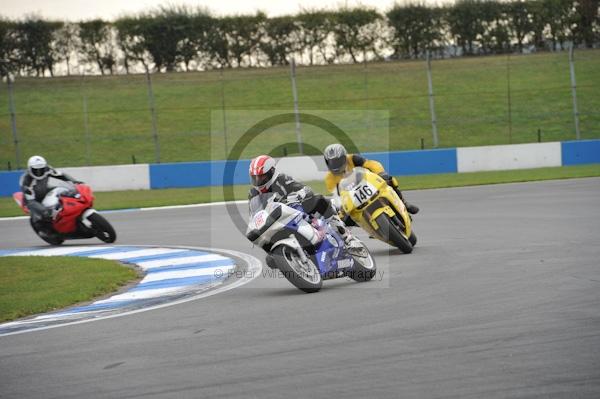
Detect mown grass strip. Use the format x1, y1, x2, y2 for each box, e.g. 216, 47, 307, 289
396, 163, 600, 190
0, 256, 139, 323
0, 164, 598, 218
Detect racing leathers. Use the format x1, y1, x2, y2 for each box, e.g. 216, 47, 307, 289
20, 168, 80, 235
324, 154, 419, 215
248, 173, 358, 268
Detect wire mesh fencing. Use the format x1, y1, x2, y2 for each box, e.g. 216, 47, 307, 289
0, 48, 598, 170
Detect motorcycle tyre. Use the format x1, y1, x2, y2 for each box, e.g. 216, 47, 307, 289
375, 214, 413, 254
409, 231, 417, 246
348, 241, 377, 282
272, 246, 322, 293
30, 219, 64, 246
89, 213, 117, 243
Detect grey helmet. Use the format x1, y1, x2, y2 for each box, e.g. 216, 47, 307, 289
324, 144, 348, 175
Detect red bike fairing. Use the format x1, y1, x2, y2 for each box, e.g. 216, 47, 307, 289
13, 192, 28, 214
53, 184, 95, 234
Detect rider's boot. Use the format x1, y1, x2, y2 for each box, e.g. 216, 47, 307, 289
380, 173, 419, 215
32, 219, 56, 239
393, 186, 419, 215
327, 214, 361, 249
30, 208, 53, 238
33, 221, 48, 238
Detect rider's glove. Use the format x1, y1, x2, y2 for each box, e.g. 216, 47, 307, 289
286, 188, 310, 204
285, 193, 302, 204
378, 172, 399, 188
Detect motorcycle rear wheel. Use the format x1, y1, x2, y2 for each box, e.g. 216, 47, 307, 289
272, 246, 322, 293
88, 213, 117, 243
375, 214, 413, 254
30, 219, 64, 246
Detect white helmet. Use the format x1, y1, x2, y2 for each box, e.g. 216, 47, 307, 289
27, 155, 50, 180
249, 155, 278, 193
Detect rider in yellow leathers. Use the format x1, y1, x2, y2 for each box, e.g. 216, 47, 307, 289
323, 144, 419, 215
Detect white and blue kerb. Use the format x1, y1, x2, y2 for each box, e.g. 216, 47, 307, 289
0, 245, 238, 335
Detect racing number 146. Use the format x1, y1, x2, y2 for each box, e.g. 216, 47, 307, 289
353, 185, 374, 204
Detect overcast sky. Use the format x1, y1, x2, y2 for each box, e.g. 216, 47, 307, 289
1, 0, 450, 21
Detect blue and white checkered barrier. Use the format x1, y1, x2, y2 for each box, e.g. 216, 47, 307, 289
1, 139, 598, 196
0, 245, 245, 336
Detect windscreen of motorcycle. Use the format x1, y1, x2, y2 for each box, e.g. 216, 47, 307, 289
249, 192, 278, 217
248, 192, 281, 233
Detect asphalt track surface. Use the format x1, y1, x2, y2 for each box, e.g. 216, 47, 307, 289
1, 178, 599, 398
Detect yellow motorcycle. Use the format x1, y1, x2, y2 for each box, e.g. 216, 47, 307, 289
336, 167, 416, 253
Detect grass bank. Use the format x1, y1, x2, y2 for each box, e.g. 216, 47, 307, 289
1, 164, 598, 218
0, 256, 139, 322
1, 50, 598, 168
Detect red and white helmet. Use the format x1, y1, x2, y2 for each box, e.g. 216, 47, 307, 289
249, 155, 278, 193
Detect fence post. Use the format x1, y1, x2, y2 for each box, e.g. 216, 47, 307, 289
506, 53, 513, 144
81, 74, 92, 166
145, 66, 161, 163
426, 51, 439, 148
7, 74, 22, 169
568, 44, 581, 140
220, 68, 229, 158
363, 57, 370, 134
289, 57, 303, 154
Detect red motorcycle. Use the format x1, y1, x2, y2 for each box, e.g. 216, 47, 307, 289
13, 184, 116, 246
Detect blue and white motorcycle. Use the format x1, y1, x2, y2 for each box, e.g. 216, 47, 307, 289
246, 192, 377, 293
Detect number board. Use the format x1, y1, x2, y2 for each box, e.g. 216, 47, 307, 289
351, 182, 377, 208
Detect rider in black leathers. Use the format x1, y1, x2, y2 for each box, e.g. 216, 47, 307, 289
20, 155, 81, 237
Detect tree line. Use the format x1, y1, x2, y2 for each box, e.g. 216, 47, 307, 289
0, 0, 598, 77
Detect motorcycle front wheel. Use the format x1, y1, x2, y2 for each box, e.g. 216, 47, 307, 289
375, 213, 413, 254
409, 231, 417, 246
272, 246, 322, 293
88, 213, 117, 243
348, 241, 377, 282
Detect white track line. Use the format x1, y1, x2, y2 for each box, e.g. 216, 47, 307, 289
94, 286, 196, 303
88, 248, 187, 260
8, 246, 114, 256
138, 200, 246, 211
141, 264, 236, 283
136, 254, 229, 270
0, 200, 248, 222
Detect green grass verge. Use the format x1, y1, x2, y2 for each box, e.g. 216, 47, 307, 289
0, 256, 139, 322
1, 50, 599, 168
1, 164, 598, 218
394, 163, 600, 190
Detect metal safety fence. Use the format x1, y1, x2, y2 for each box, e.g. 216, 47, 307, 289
0, 47, 598, 170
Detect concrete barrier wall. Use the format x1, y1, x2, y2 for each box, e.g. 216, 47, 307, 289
61, 165, 150, 191
0, 165, 149, 197
0, 171, 22, 197
457, 142, 562, 172
365, 149, 458, 176
562, 139, 600, 165
149, 149, 459, 189
149, 160, 252, 189
276, 155, 328, 181
2, 140, 598, 197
